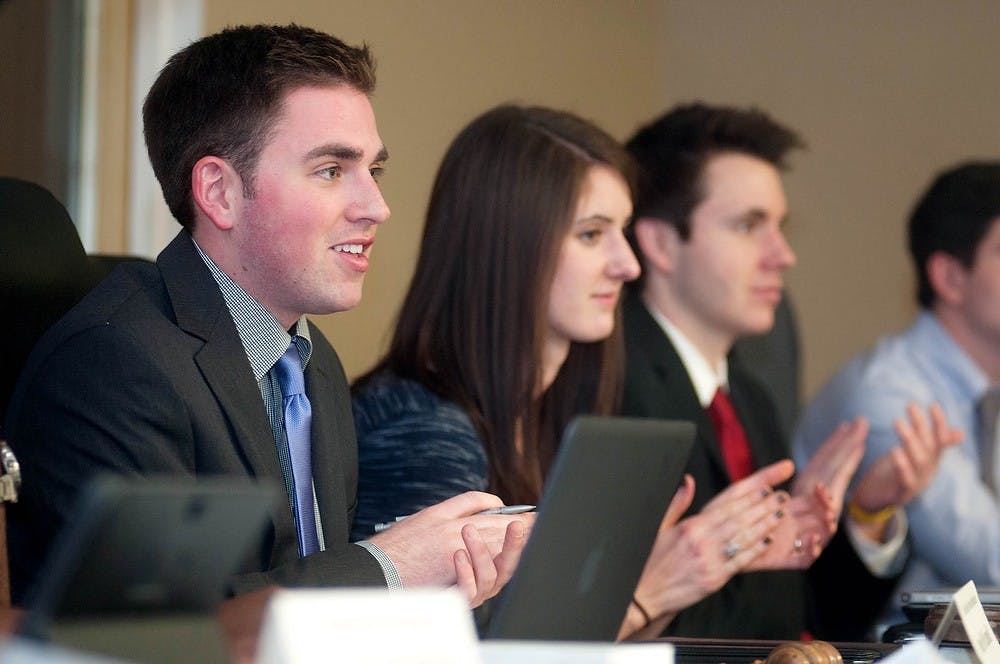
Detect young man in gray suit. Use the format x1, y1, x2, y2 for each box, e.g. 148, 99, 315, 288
5, 24, 529, 607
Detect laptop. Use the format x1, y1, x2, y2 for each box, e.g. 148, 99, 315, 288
485, 415, 695, 641
900, 587, 1000, 623
20, 474, 277, 661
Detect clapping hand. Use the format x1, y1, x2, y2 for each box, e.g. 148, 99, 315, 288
745, 418, 868, 570
849, 403, 961, 540
621, 460, 793, 639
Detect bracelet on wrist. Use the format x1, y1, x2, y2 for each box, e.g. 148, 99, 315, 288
632, 596, 652, 629
848, 500, 896, 525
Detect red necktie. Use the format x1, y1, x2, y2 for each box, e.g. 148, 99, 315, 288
706, 388, 755, 482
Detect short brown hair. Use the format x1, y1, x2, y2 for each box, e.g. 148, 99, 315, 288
909, 162, 1000, 308
142, 24, 376, 229
627, 102, 803, 239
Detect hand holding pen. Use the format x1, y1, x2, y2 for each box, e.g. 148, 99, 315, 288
374, 504, 536, 532
363, 491, 536, 607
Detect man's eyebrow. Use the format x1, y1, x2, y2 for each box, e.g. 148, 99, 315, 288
304, 143, 389, 163
735, 208, 789, 230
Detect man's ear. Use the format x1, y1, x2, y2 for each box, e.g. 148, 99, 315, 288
927, 251, 969, 306
633, 216, 681, 275
191, 156, 243, 231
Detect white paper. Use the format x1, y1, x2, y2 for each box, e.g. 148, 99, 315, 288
0, 637, 128, 663
480, 640, 674, 664
256, 587, 482, 664
880, 638, 963, 664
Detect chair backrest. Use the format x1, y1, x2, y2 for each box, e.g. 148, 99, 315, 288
0, 177, 152, 609
1, 176, 94, 609
731, 293, 801, 437
0, 178, 155, 421
0, 177, 97, 424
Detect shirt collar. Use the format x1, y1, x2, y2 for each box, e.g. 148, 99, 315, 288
191, 236, 312, 381
915, 311, 991, 400
642, 294, 727, 407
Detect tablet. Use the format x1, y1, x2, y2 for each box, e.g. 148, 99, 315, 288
486, 415, 695, 641
21, 474, 277, 636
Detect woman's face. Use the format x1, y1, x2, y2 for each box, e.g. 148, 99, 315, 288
546, 164, 640, 351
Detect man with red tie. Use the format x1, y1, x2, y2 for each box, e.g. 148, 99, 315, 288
620, 103, 958, 640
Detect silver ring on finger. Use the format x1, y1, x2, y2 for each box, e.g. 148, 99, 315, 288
723, 541, 740, 559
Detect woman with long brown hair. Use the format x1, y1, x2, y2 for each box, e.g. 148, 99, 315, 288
351, 104, 798, 637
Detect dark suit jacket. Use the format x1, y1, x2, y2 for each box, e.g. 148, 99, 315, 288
621, 291, 894, 640
5, 231, 384, 603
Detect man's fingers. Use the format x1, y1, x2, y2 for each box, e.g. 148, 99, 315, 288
905, 403, 932, 448
827, 431, 866, 500
796, 418, 866, 499
460, 523, 498, 607
821, 418, 867, 466
890, 446, 918, 494
491, 520, 528, 591
430, 491, 505, 519
454, 549, 477, 605
929, 403, 964, 449
809, 421, 851, 467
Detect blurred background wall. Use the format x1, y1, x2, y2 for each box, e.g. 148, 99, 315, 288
2, 0, 998, 402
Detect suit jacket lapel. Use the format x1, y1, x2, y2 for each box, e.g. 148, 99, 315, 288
157, 232, 282, 481
305, 325, 353, 545
728, 359, 789, 471
623, 292, 732, 477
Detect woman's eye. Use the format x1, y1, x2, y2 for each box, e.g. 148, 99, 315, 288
578, 229, 601, 244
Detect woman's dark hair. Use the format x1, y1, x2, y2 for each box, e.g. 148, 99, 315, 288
358, 104, 634, 503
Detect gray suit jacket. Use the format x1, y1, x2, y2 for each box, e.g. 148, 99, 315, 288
5, 231, 383, 603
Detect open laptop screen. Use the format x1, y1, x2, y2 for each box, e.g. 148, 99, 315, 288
486, 416, 695, 641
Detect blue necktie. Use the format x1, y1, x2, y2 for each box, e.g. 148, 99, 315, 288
275, 341, 320, 556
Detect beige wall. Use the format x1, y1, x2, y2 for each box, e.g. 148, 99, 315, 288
111, 1, 1000, 400
203, 0, 664, 381
657, 1, 1000, 396
94, 2, 134, 254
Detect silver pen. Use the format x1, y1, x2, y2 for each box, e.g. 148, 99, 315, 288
373, 504, 536, 533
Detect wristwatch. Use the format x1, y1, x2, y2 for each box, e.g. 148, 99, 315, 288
0, 439, 21, 503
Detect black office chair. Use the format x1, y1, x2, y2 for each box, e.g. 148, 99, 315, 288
0, 178, 101, 424
0, 176, 151, 606
731, 294, 802, 437
0, 177, 155, 422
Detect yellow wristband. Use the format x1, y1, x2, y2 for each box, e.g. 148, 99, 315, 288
848, 500, 896, 524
